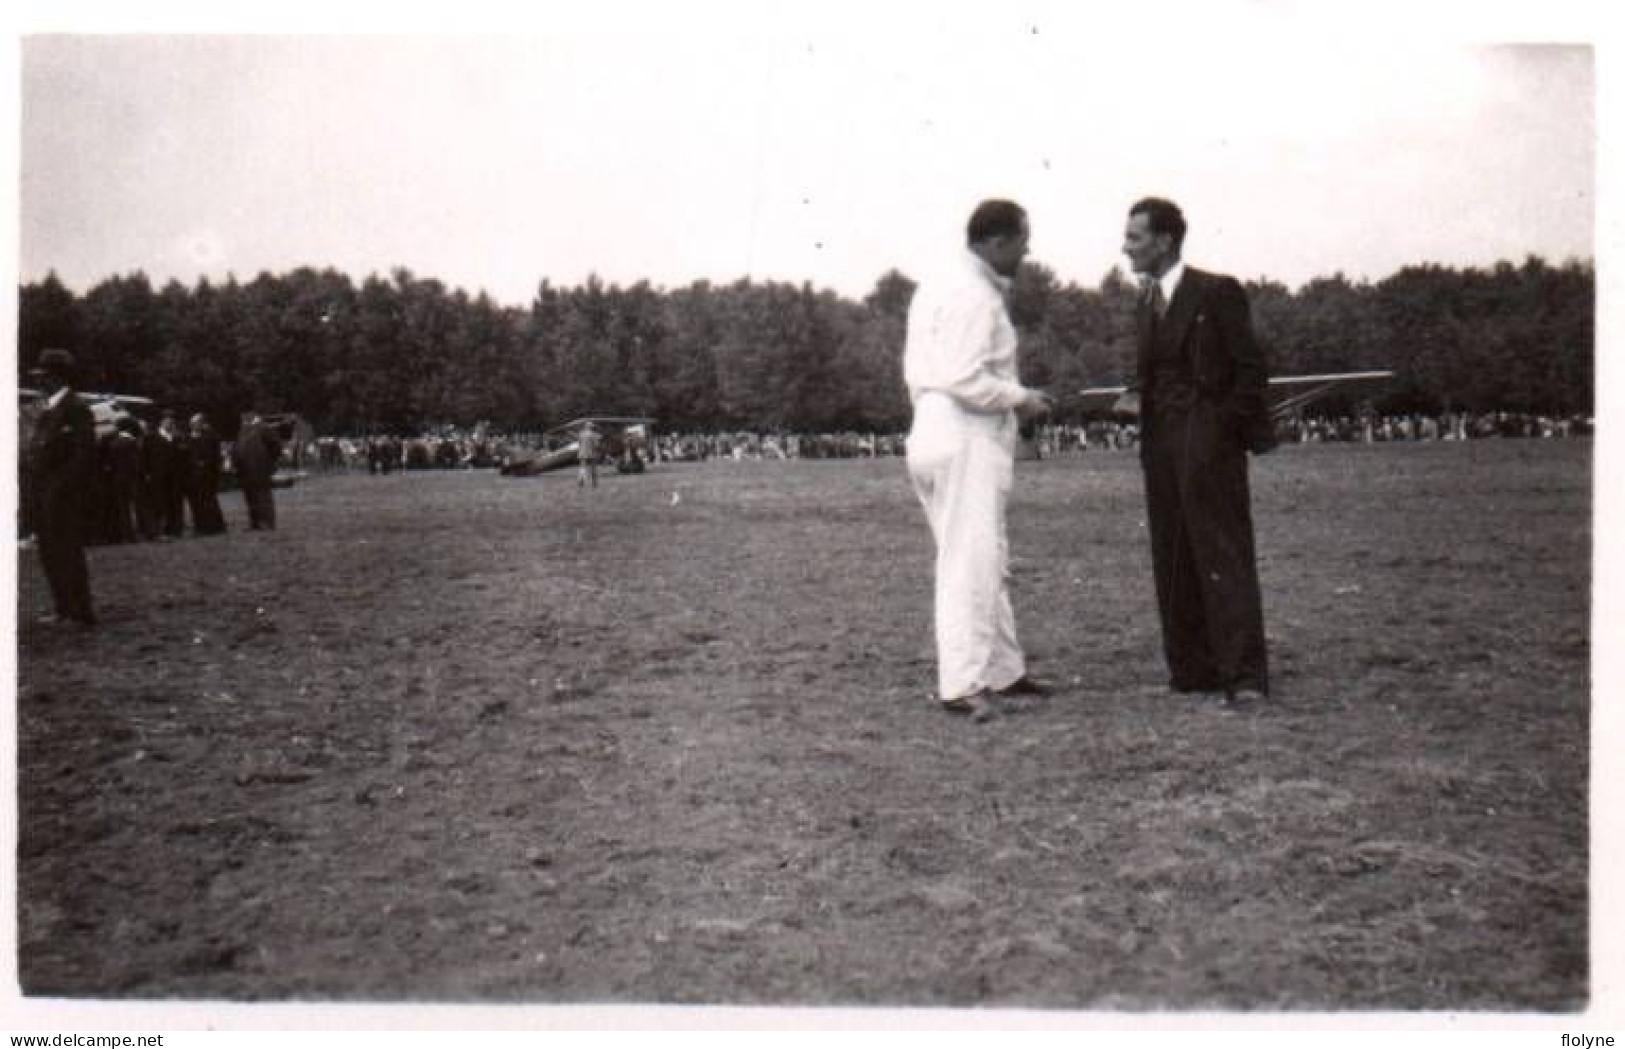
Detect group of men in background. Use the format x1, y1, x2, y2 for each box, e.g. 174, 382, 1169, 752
21, 348, 285, 628
83, 409, 226, 545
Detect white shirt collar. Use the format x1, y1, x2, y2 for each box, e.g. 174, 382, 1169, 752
1158, 260, 1186, 299
965, 249, 1013, 293
46, 385, 71, 409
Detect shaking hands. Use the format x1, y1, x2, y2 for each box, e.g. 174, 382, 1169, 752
1018, 388, 1055, 418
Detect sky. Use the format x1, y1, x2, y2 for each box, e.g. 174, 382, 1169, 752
12, 4, 1601, 307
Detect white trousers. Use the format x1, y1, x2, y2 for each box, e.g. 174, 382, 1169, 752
907, 394, 1026, 701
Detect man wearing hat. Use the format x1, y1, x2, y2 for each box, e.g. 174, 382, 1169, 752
25, 349, 98, 625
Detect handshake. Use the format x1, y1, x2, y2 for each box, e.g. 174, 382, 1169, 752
1015, 387, 1142, 421
1018, 388, 1055, 418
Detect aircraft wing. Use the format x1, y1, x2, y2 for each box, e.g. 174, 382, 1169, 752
1075, 370, 1394, 418
546, 416, 655, 437
1264, 371, 1395, 416
1073, 386, 1132, 413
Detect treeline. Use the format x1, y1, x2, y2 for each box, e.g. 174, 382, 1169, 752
17, 255, 1592, 434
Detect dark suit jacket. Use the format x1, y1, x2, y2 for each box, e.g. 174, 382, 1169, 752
1135, 266, 1275, 453
187, 424, 223, 490
27, 390, 98, 510
232, 421, 283, 487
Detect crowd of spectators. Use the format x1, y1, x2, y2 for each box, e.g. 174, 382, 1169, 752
300, 428, 912, 471
1277, 411, 1592, 444
1029, 411, 1591, 456
285, 408, 1592, 477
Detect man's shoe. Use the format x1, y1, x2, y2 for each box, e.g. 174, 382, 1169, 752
997, 675, 1053, 697
941, 692, 996, 722
1224, 687, 1267, 710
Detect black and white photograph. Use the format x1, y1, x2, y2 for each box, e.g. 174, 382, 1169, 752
5, 0, 1617, 1033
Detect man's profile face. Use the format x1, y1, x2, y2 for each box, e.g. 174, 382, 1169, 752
986, 219, 1031, 278
1122, 212, 1173, 276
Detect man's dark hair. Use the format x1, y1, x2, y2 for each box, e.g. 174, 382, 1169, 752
967, 199, 1027, 245
1130, 197, 1187, 251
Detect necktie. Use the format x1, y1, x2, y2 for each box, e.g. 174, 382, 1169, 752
1147, 279, 1166, 317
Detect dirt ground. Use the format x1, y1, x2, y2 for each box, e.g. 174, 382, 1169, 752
12, 440, 1590, 1011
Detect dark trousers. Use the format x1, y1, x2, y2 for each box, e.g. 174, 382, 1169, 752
137, 488, 162, 540
109, 481, 139, 543
35, 497, 95, 623
242, 484, 276, 530
1141, 399, 1268, 693
188, 487, 227, 535
161, 482, 186, 537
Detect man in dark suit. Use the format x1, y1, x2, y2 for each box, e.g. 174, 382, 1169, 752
185, 413, 228, 536
106, 418, 144, 543
1116, 198, 1273, 708
152, 411, 190, 538
232, 411, 283, 530
137, 417, 178, 540
25, 349, 98, 626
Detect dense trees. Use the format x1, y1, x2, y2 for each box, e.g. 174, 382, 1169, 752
17, 255, 1593, 433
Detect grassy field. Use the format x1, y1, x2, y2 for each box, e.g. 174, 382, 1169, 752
13, 439, 1591, 1011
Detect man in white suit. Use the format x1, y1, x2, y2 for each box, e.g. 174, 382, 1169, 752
904, 199, 1054, 721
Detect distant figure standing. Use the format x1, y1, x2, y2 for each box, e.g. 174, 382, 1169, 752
233, 412, 284, 530
904, 199, 1053, 720
106, 418, 144, 543
1117, 197, 1273, 709
153, 411, 190, 537
137, 414, 177, 539
25, 349, 98, 626
186, 413, 228, 535
577, 422, 601, 489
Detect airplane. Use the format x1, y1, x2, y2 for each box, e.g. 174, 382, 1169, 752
19, 388, 159, 436
83, 392, 161, 434
500, 415, 655, 477
1070, 370, 1396, 419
